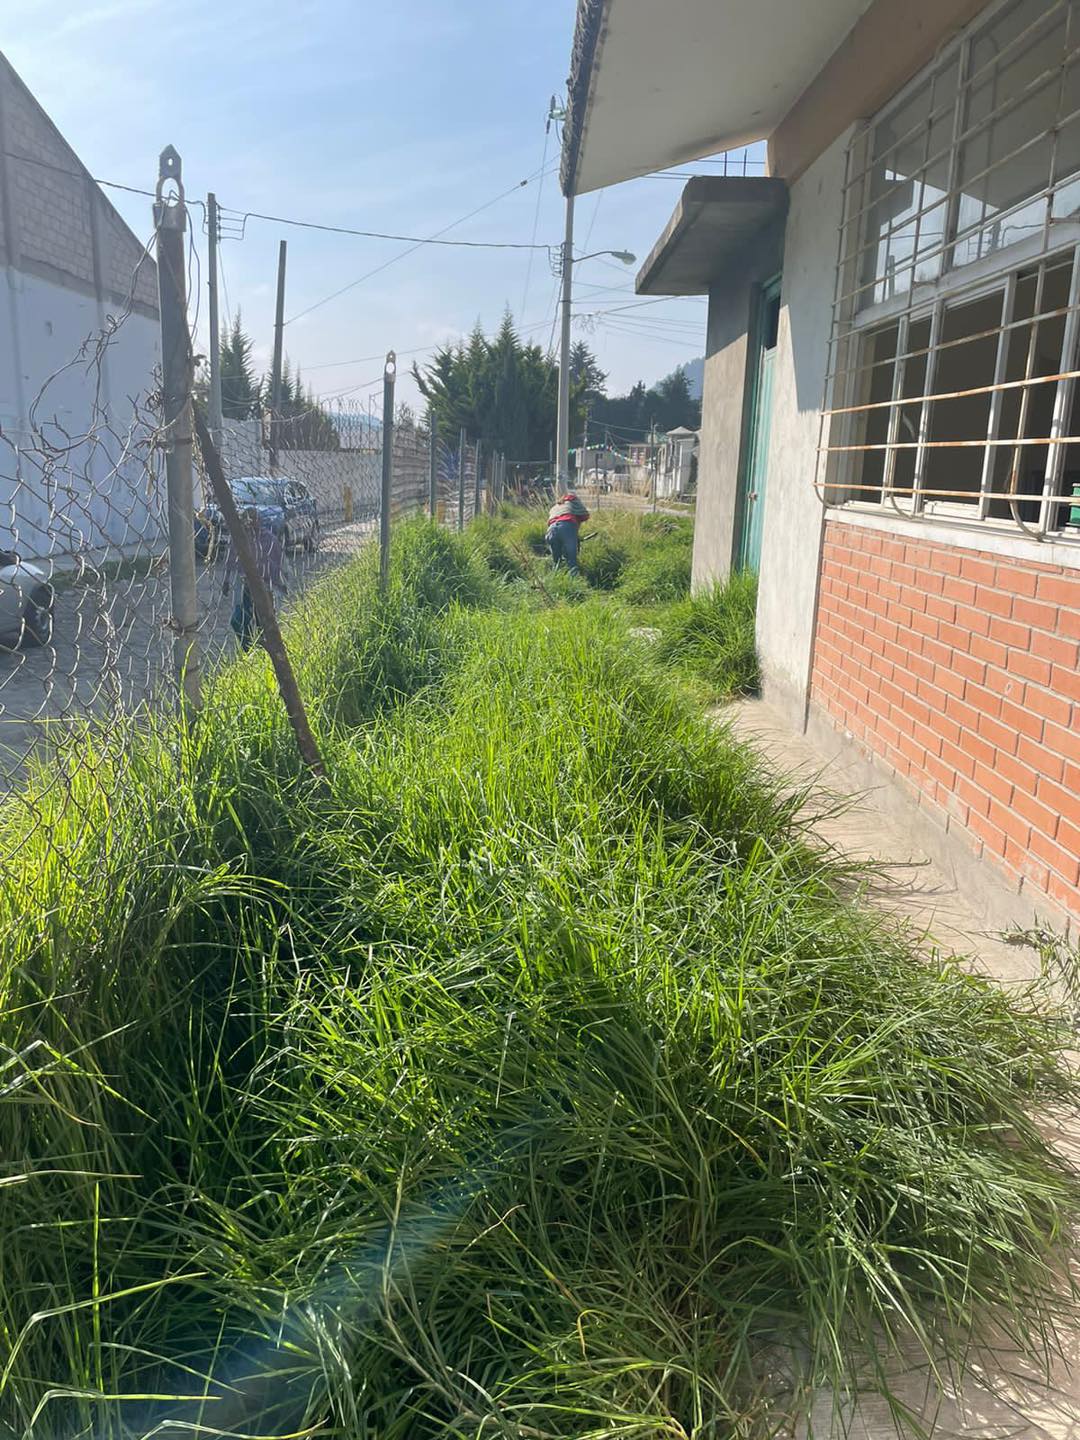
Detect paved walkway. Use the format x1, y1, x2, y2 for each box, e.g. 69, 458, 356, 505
0, 517, 374, 790
725, 696, 1080, 1438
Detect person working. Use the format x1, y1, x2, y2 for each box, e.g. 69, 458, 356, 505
223, 507, 286, 651
546, 490, 590, 574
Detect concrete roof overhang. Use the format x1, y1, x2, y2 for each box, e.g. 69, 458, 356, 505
560, 0, 873, 195
635, 177, 789, 296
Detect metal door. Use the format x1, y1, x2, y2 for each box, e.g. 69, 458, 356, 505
738, 278, 781, 572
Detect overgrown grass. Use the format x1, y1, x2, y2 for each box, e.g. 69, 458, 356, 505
471, 503, 756, 698
0, 518, 1076, 1439
655, 571, 761, 697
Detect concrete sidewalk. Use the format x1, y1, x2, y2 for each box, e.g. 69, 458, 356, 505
725, 696, 1080, 1439
723, 696, 1039, 986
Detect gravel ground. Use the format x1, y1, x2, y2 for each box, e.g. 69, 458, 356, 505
0, 517, 374, 790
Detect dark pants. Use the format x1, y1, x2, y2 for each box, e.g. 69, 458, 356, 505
230, 586, 257, 651
546, 519, 580, 574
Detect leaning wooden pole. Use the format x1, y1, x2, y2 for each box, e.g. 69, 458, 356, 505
193, 407, 327, 782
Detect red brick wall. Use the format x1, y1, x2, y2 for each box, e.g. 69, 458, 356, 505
811, 521, 1080, 921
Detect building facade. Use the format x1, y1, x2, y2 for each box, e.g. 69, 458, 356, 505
0, 52, 160, 563
561, 0, 1080, 928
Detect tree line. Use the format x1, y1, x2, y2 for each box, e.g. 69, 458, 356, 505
200, 315, 339, 450
205, 311, 702, 462
413, 313, 701, 466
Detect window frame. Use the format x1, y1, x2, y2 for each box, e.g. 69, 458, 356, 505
819, 0, 1080, 543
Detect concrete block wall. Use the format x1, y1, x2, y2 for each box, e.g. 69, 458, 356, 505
0, 52, 157, 314
811, 519, 1080, 921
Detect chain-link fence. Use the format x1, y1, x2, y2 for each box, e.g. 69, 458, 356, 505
0, 345, 509, 818
0, 137, 522, 865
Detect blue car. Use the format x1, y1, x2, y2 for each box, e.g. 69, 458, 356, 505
197, 476, 320, 558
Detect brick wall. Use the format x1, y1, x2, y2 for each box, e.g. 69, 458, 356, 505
811, 521, 1080, 921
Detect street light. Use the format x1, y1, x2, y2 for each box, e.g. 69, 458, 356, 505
555, 200, 636, 485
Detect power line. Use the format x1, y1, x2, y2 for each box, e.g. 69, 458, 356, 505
582, 188, 604, 253
235, 207, 551, 252
578, 295, 706, 318
519, 125, 552, 319
600, 319, 701, 348
0, 149, 205, 214
284, 163, 558, 327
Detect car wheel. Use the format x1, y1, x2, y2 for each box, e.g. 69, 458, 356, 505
22, 587, 53, 647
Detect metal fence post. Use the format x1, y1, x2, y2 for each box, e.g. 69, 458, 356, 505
268, 240, 287, 472
380, 352, 396, 592
153, 145, 201, 714
206, 192, 223, 451
428, 413, 438, 517
474, 438, 483, 519
457, 426, 467, 532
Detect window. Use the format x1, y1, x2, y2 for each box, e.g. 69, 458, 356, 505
822, 0, 1080, 536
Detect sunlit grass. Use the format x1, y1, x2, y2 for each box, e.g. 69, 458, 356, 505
0, 519, 1074, 1438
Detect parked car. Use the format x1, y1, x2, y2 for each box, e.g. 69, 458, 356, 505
0, 551, 53, 648
198, 476, 320, 557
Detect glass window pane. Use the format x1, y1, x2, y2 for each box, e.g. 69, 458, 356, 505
954, 4, 1064, 268
1051, 58, 1080, 219
860, 81, 933, 307
987, 258, 1072, 522
894, 317, 932, 498
851, 324, 899, 499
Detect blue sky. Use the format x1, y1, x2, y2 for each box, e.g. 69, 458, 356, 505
3, 0, 731, 418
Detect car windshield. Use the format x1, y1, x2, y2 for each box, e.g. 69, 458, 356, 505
230, 478, 284, 507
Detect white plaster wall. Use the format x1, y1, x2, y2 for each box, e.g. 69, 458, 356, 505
0, 265, 161, 564
754, 132, 849, 713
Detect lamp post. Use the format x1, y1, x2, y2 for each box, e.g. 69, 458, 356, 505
555, 198, 634, 486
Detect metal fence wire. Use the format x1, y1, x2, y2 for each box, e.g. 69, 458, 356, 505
0, 173, 508, 862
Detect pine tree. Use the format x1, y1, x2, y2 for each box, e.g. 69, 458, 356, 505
413, 310, 578, 461
219, 314, 260, 420
570, 340, 606, 403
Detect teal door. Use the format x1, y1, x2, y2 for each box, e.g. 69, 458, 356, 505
737, 279, 781, 572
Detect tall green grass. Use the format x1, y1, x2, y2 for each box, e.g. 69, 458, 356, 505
655, 572, 761, 697
0, 519, 1075, 1439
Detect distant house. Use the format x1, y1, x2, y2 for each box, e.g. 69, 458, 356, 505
0, 52, 160, 561
559, 0, 1080, 929
573, 444, 622, 481
657, 426, 698, 498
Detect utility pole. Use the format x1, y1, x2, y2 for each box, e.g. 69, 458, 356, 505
380, 352, 396, 592
458, 426, 467, 532
268, 239, 287, 472
206, 192, 223, 450
153, 145, 201, 715
428, 412, 439, 517
555, 191, 575, 485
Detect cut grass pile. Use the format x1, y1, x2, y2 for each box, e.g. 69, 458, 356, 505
0, 518, 1077, 1439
